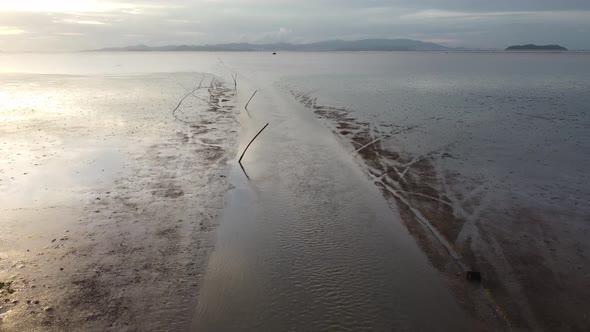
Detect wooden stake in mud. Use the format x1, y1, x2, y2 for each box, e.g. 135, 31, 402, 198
239, 123, 269, 165
231, 73, 238, 89
245, 90, 258, 110
171, 76, 206, 124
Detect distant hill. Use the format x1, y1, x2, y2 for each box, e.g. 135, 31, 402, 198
505, 44, 567, 51
89, 39, 452, 52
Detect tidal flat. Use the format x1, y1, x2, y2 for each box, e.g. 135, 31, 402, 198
1, 52, 589, 331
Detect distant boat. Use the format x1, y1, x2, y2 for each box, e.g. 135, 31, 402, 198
273, 52, 277, 55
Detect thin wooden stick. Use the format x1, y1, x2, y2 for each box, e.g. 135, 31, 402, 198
217, 57, 238, 93
172, 88, 199, 124
231, 73, 237, 89
239, 123, 269, 165
172, 76, 206, 124
245, 90, 258, 110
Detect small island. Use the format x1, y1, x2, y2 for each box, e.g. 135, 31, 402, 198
505, 44, 567, 51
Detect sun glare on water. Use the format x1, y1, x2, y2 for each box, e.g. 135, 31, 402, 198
0, 0, 126, 12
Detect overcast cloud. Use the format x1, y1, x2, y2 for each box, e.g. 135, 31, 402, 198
1, 0, 589, 51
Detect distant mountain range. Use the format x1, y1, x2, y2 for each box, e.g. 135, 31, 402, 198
88, 39, 454, 52
505, 44, 567, 51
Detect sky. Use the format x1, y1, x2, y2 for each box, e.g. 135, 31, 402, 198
0, 0, 589, 51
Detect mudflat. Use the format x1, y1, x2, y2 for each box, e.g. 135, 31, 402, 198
0, 73, 239, 331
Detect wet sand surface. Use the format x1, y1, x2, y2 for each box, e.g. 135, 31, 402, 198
192, 80, 482, 331
1, 73, 239, 330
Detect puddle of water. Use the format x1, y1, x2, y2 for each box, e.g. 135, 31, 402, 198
0, 144, 124, 209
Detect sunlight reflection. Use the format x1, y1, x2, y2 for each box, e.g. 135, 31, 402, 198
0, 89, 63, 121
0, 0, 129, 13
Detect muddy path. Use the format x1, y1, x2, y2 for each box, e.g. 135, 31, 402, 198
0, 73, 239, 331
291, 90, 590, 331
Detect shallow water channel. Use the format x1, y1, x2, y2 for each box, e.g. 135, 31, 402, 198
191, 81, 476, 331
